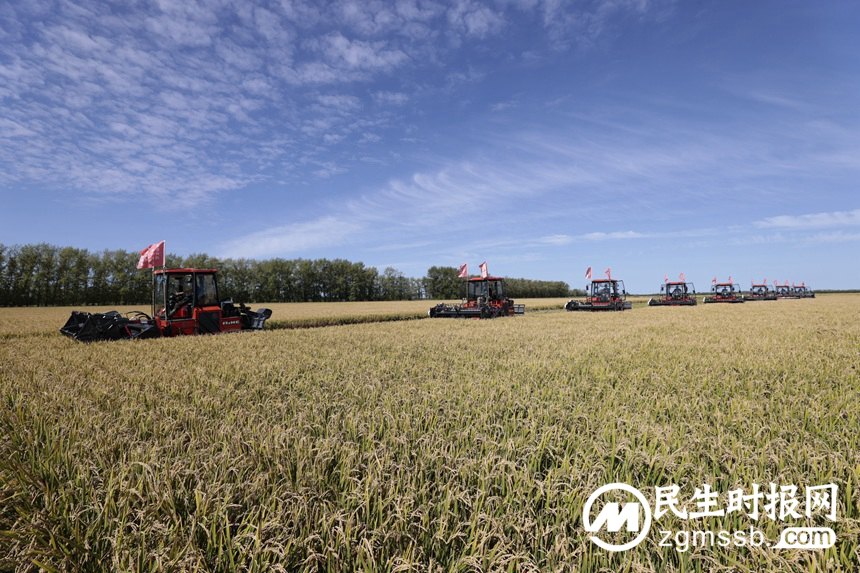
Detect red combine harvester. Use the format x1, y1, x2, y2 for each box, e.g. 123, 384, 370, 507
774, 282, 799, 299
648, 281, 697, 306
792, 283, 815, 298
428, 276, 525, 318
743, 282, 777, 301
60, 268, 272, 341
566, 278, 632, 311
702, 281, 745, 304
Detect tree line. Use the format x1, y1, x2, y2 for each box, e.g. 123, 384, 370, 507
0, 243, 573, 306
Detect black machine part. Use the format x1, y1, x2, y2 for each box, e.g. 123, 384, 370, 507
59, 311, 161, 342
221, 300, 273, 329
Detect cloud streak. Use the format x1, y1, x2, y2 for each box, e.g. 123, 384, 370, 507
220, 216, 362, 258
754, 209, 860, 230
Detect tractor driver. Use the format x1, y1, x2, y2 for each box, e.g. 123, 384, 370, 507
168, 276, 193, 318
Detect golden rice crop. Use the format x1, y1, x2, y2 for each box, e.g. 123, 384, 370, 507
0, 299, 572, 337
1, 295, 858, 571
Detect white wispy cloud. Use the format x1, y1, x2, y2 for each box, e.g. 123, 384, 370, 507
373, 90, 409, 105
314, 32, 408, 71
490, 99, 518, 112
538, 234, 575, 246
745, 91, 809, 111
581, 230, 646, 240
447, 1, 506, 39
804, 231, 860, 243
220, 216, 362, 258
219, 103, 836, 258
755, 209, 860, 230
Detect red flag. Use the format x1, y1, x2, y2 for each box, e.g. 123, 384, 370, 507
458, 263, 468, 278
664, 274, 669, 284
137, 241, 165, 269
585, 266, 592, 280
712, 276, 717, 285
728, 275, 733, 283
479, 261, 488, 279
604, 267, 611, 279
679, 272, 686, 282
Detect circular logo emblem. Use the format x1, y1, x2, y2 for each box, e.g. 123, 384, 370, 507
583, 482, 652, 552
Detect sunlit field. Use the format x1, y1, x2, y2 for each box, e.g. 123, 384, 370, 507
1, 295, 858, 571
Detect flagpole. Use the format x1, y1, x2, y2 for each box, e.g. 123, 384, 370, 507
160, 242, 165, 322
151, 268, 155, 319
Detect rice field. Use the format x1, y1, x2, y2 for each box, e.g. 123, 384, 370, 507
1, 295, 858, 571
0, 298, 573, 338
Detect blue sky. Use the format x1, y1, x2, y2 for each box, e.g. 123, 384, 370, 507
1, 0, 859, 290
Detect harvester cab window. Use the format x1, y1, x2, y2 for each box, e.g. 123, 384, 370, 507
154, 274, 167, 317
595, 282, 612, 299
195, 273, 219, 307
168, 274, 194, 318
488, 280, 504, 300
468, 281, 487, 301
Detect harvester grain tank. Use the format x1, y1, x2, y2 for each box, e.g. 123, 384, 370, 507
60, 268, 272, 341
428, 275, 525, 318
648, 280, 697, 306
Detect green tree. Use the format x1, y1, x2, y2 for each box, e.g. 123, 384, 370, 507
425, 266, 463, 299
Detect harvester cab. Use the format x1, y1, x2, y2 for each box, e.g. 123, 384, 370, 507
743, 283, 777, 301
648, 281, 697, 306
152, 269, 271, 336
428, 276, 525, 318
566, 279, 632, 311
60, 268, 272, 341
702, 282, 745, 304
